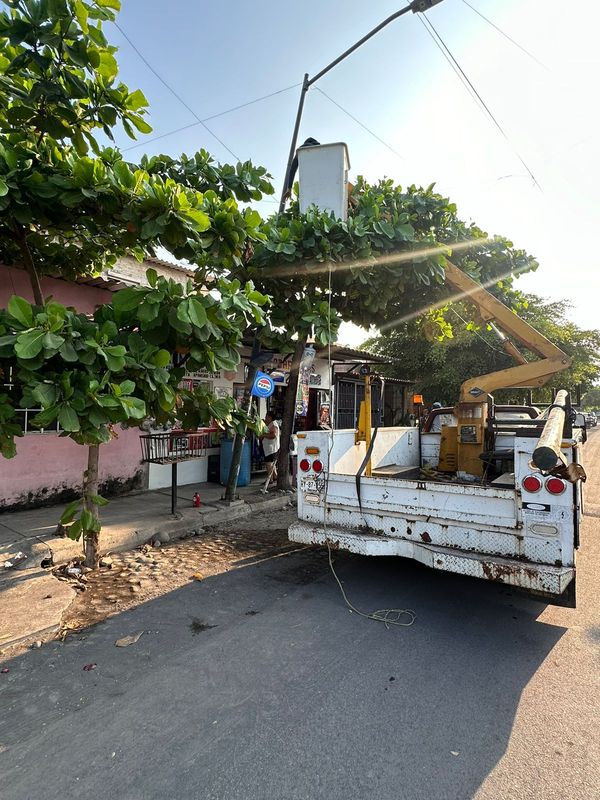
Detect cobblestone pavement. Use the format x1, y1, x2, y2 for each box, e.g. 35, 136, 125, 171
59, 505, 298, 635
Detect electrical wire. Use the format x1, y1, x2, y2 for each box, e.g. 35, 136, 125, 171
315, 87, 404, 162
327, 543, 416, 629
114, 21, 239, 160
449, 307, 512, 356
419, 14, 541, 190
461, 0, 549, 71
321, 254, 415, 631
122, 82, 302, 153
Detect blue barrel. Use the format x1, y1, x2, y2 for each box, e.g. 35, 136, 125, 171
219, 439, 251, 487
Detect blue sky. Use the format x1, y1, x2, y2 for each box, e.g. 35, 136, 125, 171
110, 0, 600, 345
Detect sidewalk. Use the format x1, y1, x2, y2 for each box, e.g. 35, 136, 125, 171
0, 478, 293, 568
0, 479, 294, 649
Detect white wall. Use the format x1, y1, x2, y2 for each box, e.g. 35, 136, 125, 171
148, 457, 208, 490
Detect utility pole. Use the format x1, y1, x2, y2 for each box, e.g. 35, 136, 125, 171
278, 0, 446, 213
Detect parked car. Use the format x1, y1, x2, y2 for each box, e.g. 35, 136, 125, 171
585, 412, 597, 428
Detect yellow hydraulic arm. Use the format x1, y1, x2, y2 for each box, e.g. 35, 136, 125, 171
443, 261, 571, 402
442, 260, 571, 477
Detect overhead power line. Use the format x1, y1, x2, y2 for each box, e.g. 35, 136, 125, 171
419, 13, 541, 190
315, 87, 404, 162
461, 0, 549, 71
114, 21, 239, 160
121, 82, 301, 154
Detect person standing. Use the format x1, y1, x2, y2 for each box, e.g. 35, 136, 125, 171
429, 401, 443, 432
260, 413, 280, 493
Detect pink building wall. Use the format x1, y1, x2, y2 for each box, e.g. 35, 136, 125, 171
0, 428, 145, 510
0, 267, 146, 510
0, 265, 113, 313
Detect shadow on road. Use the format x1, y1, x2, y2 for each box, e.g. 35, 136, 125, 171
0, 547, 566, 800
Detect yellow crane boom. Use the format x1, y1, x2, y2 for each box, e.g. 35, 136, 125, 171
443, 260, 571, 476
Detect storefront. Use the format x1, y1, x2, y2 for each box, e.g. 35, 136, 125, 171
147, 344, 410, 491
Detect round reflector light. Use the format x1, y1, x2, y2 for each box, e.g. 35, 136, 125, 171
546, 477, 566, 495
312, 460, 323, 473
299, 458, 311, 472
522, 475, 542, 493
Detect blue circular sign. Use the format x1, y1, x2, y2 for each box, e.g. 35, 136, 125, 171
251, 371, 275, 398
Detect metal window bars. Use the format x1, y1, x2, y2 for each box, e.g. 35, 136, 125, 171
139, 429, 213, 465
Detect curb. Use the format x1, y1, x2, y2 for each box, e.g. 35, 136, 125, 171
27, 493, 294, 567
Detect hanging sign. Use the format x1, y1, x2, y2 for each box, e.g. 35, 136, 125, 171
251, 371, 275, 398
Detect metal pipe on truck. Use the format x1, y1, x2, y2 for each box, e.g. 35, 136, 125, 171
532, 389, 569, 471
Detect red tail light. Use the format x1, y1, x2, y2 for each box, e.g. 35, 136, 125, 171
522, 475, 542, 493
312, 460, 323, 473
545, 477, 566, 495
299, 458, 311, 472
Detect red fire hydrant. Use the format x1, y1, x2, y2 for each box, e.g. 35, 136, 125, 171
193, 492, 201, 508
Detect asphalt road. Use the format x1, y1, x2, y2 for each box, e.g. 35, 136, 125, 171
1, 433, 599, 800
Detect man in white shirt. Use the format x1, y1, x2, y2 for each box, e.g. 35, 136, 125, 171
260, 413, 280, 493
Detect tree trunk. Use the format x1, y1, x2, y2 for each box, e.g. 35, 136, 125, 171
83, 444, 101, 569
15, 227, 44, 306
276, 336, 308, 490
223, 363, 258, 502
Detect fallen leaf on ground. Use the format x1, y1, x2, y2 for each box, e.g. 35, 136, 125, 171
82, 663, 97, 671
115, 632, 143, 648
192, 572, 204, 581
1, 668, 10, 674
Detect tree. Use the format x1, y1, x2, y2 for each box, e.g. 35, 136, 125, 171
0, 0, 271, 301
365, 294, 600, 405
240, 179, 538, 488
0, 0, 274, 565
582, 387, 600, 410
0, 273, 267, 565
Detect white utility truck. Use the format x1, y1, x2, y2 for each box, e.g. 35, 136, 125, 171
288, 144, 587, 607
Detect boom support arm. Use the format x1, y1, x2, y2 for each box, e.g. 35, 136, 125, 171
443, 260, 571, 402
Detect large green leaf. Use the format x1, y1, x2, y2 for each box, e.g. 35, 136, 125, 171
97, 50, 118, 80
119, 380, 135, 395
125, 89, 148, 111
113, 288, 142, 312
151, 349, 171, 367
187, 297, 207, 329
66, 520, 83, 541
60, 498, 81, 525
119, 395, 146, 419
129, 114, 152, 134
8, 296, 34, 327
73, 0, 89, 32
182, 208, 211, 231
32, 383, 58, 407
90, 494, 110, 506
58, 404, 80, 431
15, 329, 45, 359
0, 178, 9, 197
43, 332, 65, 351
30, 406, 59, 428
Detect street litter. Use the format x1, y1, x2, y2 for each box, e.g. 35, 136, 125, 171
115, 632, 143, 647
82, 663, 96, 671
2, 552, 27, 569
